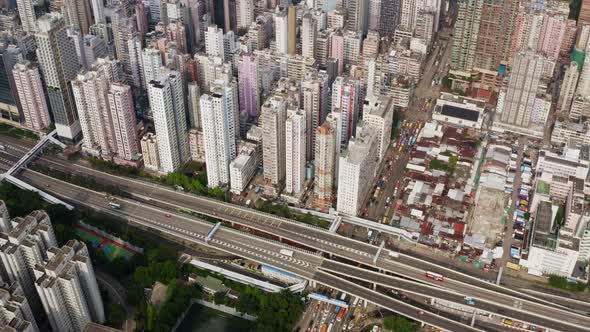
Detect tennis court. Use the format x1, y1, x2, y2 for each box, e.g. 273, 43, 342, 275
75, 226, 136, 261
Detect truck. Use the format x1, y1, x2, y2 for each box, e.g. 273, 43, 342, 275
245, 199, 252, 206
464, 297, 476, 305
279, 249, 294, 257
335, 306, 341, 314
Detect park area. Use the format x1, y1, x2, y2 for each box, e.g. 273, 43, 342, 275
75, 224, 139, 261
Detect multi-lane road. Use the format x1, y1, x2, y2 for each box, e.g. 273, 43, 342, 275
17, 168, 484, 332
2, 137, 590, 332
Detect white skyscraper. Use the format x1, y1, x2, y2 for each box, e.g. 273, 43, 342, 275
90, 0, 105, 23
200, 81, 238, 187
16, 0, 36, 33
142, 47, 163, 89
34, 240, 105, 332
205, 25, 225, 61
336, 124, 379, 215
148, 69, 189, 173
72, 58, 120, 157
285, 108, 306, 195
275, 10, 289, 54
12, 61, 52, 132
362, 95, 394, 161
261, 96, 287, 189
0, 281, 39, 332
0, 211, 58, 312
237, 0, 255, 30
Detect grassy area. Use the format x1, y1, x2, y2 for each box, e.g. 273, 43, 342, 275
429, 159, 455, 173
255, 201, 331, 228
0, 123, 38, 140
547, 275, 588, 292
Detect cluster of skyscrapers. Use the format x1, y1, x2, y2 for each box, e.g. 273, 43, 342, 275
0, 0, 445, 214
0, 201, 104, 332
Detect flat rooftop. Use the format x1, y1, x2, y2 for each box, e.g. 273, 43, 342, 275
439, 104, 480, 122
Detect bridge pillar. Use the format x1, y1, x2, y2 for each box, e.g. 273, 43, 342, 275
470, 311, 476, 327
372, 283, 376, 291
308, 280, 316, 288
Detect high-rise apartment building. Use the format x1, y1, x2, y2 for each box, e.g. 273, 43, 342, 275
187, 82, 201, 129
34, 240, 105, 332
142, 47, 163, 89
0, 201, 10, 234
238, 53, 260, 122
313, 120, 336, 212
35, 13, 81, 141
379, 0, 401, 36
336, 123, 379, 215
302, 71, 330, 161
332, 77, 359, 149
275, 9, 289, 54
108, 83, 139, 161
362, 95, 393, 161
200, 81, 238, 187
90, 0, 105, 24
579, 0, 590, 26
148, 69, 189, 173
16, 0, 36, 33
285, 108, 306, 195
498, 51, 545, 131
288, 6, 297, 55
343, 30, 362, 66
450, 0, 482, 71
0, 211, 58, 312
558, 62, 579, 112
0, 281, 39, 332
344, 0, 369, 34
302, 13, 317, 60
0, 45, 21, 126
12, 61, 51, 132
205, 25, 225, 61
368, 0, 381, 30
63, 0, 93, 35
261, 96, 287, 189
72, 58, 121, 157
237, 0, 254, 30
112, 9, 137, 82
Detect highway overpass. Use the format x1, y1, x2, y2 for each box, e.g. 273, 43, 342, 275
20, 169, 485, 332
2, 139, 590, 331
16, 168, 590, 332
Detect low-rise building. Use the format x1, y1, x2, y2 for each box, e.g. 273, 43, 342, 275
432, 93, 485, 129
229, 140, 259, 194
141, 133, 160, 171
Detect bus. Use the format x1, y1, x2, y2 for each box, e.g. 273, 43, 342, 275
336, 308, 346, 322
424, 271, 444, 282
108, 202, 121, 209
321, 324, 328, 332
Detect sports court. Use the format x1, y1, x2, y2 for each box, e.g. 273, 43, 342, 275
75, 225, 138, 261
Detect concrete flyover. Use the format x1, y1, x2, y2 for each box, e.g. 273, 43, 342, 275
18, 169, 479, 331
319, 260, 589, 332
13, 161, 590, 331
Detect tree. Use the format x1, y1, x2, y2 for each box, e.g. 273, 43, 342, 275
213, 291, 227, 304
383, 316, 416, 332
106, 303, 127, 328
